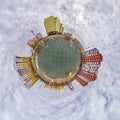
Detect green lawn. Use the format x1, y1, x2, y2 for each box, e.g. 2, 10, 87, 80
37, 37, 81, 79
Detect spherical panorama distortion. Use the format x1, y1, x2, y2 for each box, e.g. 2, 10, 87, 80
14, 16, 103, 92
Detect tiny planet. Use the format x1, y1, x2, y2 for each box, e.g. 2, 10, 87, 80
14, 16, 103, 92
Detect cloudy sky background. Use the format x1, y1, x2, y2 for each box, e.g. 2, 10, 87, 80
0, 0, 120, 120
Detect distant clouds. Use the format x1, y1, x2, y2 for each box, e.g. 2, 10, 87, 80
0, 0, 120, 120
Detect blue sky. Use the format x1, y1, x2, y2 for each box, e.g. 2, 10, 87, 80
0, 0, 120, 120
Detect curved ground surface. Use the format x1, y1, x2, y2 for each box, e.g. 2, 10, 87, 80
37, 37, 80, 78
0, 0, 120, 120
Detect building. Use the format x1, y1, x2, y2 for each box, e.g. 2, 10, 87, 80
14, 16, 103, 91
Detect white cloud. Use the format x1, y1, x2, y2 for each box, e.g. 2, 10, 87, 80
0, 0, 120, 120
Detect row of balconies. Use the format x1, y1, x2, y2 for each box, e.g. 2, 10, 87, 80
14, 56, 39, 88
75, 48, 103, 86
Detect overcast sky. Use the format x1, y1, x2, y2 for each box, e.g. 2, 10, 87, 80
0, 0, 120, 120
